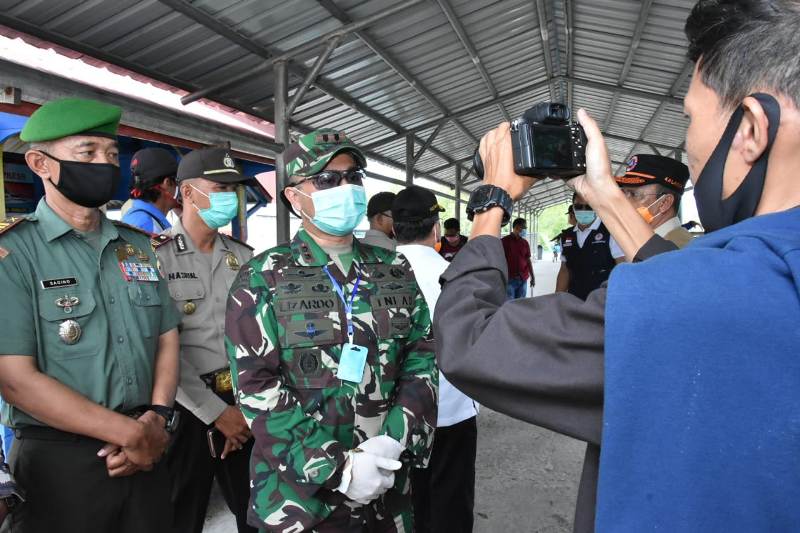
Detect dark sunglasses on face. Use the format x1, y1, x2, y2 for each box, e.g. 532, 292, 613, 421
573, 203, 592, 210
291, 169, 364, 190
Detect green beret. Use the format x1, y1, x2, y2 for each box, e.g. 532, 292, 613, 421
20, 98, 122, 142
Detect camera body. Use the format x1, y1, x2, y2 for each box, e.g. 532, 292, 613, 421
474, 102, 587, 180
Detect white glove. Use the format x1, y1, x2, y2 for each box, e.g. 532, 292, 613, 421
336, 450, 402, 505
357, 435, 405, 461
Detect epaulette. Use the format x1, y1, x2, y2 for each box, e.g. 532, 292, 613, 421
222, 233, 254, 251
112, 219, 154, 237
0, 217, 29, 236
151, 234, 173, 249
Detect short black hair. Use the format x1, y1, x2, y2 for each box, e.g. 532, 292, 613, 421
686, 0, 800, 109
135, 176, 173, 203
443, 217, 460, 231
394, 215, 439, 245
512, 217, 526, 229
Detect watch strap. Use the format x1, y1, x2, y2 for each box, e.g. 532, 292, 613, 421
466, 185, 513, 225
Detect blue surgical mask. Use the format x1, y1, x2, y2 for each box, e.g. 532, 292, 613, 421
296, 184, 367, 236
520, 230, 529, 238
191, 185, 238, 229
574, 209, 596, 226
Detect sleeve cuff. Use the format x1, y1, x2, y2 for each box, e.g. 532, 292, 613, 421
175, 387, 229, 425
633, 234, 680, 262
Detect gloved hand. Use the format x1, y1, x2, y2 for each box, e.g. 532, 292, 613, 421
336, 450, 402, 505
357, 435, 405, 461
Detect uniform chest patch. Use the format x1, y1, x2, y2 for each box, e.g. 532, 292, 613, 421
370, 292, 415, 310
41, 277, 78, 289
274, 296, 338, 317
168, 272, 199, 280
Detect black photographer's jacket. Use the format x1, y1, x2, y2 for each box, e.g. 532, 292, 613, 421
432, 234, 675, 533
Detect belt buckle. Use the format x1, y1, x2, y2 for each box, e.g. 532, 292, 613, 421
215, 370, 233, 393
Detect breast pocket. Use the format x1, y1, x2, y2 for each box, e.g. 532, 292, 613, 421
167, 279, 205, 322
37, 289, 99, 360
128, 283, 163, 338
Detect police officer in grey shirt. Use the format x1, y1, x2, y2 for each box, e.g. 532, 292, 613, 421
154, 148, 256, 533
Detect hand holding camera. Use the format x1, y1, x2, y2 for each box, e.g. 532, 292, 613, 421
471, 102, 617, 211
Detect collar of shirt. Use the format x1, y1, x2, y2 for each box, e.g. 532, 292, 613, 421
655, 216, 682, 238
35, 197, 119, 245
166, 216, 233, 270
129, 199, 171, 230
572, 216, 603, 247
361, 229, 397, 251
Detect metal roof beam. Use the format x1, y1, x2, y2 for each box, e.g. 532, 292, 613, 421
174, 0, 423, 109
566, 77, 683, 106
413, 120, 448, 166
274, 0, 425, 62
435, 0, 511, 121
603, 0, 654, 132
424, 156, 474, 176
563, 0, 575, 109
534, 0, 558, 102
615, 60, 693, 173
285, 35, 342, 117
363, 75, 683, 151
316, 0, 479, 144
362, 77, 554, 150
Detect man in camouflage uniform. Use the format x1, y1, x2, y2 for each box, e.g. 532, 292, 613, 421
225, 129, 438, 532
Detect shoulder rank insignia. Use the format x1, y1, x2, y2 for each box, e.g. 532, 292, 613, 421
151, 234, 173, 249
0, 217, 28, 236
112, 219, 154, 237
222, 233, 254, 251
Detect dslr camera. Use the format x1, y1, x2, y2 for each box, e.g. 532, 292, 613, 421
474, 102, 587, 179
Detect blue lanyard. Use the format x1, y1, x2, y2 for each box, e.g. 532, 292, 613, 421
322, 265, 362, 343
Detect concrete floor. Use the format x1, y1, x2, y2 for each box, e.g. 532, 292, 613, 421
205, 258, 585, 532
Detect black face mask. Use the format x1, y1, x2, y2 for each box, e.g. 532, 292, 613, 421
40, 152, 122, 208
694, 93, 781, 232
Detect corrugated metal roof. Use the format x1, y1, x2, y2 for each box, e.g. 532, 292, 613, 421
0, 0, 697, 211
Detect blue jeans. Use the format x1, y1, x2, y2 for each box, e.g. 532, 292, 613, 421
506, 277, 528, 300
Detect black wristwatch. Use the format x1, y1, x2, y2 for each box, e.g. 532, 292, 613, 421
149, 404, 180, 433
466, 185, 513, 225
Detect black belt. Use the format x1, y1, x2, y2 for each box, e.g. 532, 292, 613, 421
14, 406, 151, 442
199, 367, 233, 394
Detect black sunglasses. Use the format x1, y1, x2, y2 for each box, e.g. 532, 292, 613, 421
291, 169, 364, 190
573, 203, 592, 211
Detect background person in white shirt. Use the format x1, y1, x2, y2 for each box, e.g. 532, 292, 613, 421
609, 154, 694, 262
392, 185, 480, 533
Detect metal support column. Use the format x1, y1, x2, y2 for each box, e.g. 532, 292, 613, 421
274, 59, 290, 243
405, 134, 414, 185
454, 165, 462, 222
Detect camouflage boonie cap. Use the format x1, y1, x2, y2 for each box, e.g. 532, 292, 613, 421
283, 129, 366, 178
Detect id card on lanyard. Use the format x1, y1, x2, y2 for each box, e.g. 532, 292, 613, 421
323, 266, 367, 383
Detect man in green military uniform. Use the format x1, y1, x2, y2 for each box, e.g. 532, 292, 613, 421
0, 98, 181, 533
225, 130, 438, 532
155, 148, 256, 533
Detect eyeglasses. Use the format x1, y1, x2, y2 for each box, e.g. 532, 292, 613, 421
622, 190, 659, 201
573, 203, 592, 210
290, 169, 364, 190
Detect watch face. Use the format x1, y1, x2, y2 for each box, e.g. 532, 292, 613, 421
470, 186, 492, 206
